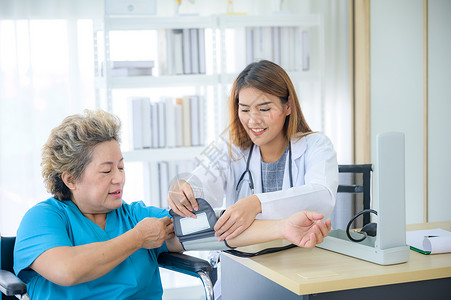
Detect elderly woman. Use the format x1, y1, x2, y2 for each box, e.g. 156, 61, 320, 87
13, 109, 330, 299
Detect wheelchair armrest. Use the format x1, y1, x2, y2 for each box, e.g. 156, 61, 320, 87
0, 270, 27, 296
157, 252, 212, 277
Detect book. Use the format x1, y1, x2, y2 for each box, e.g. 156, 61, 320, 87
147, 162, 160, 207
182, 28, 192, 74
163, 97, 176, 148
261, 27, 273, 61
245, 27, 254, 64
232, 27, 246, 72
198, 95, 206, 145
174, 99, 183, 147
157, 29, 168, 75
197, 28, 206, 74
111, 60, 155, 68
287, 27, 295, 71
190, 95, 200, 146
253, 27, 263, 61
109, 67, 153, 77
179, 96, 192, 146
141, 98, 152, 149
128, 97, 213, 150
150, 102, 159, 148
101, 61, 154, 77
190, 28, 199, 74
167, 29, 176, 75
172, 29, 184, 75
294, 27, 303, 71
302, 30, 310, 71
280, 26, 291, 70
129, 98, 143, 150
158, 101, 166, 148
168, 161, 177, 188
272, 26, 281, 65
406, 228, 451, 255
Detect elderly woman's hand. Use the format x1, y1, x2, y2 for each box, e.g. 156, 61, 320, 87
282, 211, 331, 248
134, 217, 175, 249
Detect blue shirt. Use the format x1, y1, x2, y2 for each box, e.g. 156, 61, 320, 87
14, 198, 170, 300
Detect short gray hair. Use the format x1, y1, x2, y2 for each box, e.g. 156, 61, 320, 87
41, 109, 121, 200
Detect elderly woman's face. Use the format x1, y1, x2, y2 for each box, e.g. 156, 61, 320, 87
70, 140, 125, 214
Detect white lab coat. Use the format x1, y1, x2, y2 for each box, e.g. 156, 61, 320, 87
189, 132, 338, 219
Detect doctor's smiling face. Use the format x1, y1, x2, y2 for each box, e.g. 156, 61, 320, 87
238, 86, 291, 156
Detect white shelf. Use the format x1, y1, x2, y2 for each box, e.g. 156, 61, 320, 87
98, 71, 319, 89
104, 15, 217, 31
220, 70, 321, 85
98, 14, 320, 31
110, 74, 219, 89
218, 13, 320, 28
96, 74, 219, 89
123, 146, 205, 162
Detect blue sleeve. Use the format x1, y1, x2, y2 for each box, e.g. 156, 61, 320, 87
128, 201, 171, 255
129, 201, 171, 221
14, 201, 73, 279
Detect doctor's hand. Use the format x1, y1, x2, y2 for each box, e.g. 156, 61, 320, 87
167, 180, 198, 218
214, 195, 262, 241
282, 211, 331, 248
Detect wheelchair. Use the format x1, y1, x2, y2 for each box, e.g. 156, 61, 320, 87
0, 236, 214, 300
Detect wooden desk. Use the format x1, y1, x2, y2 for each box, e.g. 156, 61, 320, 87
221, 221, 451, 300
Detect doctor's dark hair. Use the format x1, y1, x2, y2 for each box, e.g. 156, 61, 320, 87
41, 109, 121, 201
228, 60, 311, 152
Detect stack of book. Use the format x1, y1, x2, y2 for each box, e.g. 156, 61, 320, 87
158, 28, 207, 75
101, 60, 155, 77
156, 159, 198, 209
244, 26, 310, 72
128, 95, 206, 150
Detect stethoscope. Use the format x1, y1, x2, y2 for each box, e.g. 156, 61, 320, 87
236, 141, 294, 195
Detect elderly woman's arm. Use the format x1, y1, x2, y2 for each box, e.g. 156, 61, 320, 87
166, 211, 331, 252
30, 217, 174, 286
31, 211, 329, 286
227, 211, 330, 248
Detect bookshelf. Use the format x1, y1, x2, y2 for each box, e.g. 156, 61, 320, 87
216, 13, 324, 132
93, 13, 324, 207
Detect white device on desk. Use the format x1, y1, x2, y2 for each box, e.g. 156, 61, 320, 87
317, 132, 410, 265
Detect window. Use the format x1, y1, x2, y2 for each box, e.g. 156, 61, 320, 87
0, 19, 96, 235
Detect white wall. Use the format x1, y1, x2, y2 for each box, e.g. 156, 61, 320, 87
370, 0, 451, 224
428, 0, 451, 222
370, 0, 424, 224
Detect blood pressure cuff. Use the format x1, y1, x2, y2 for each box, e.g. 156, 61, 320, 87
169, 198, 235, 251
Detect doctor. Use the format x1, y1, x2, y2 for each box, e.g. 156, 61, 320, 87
168, 60, 338, 241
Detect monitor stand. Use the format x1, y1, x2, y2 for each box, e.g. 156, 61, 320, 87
317, 132, 410, 265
